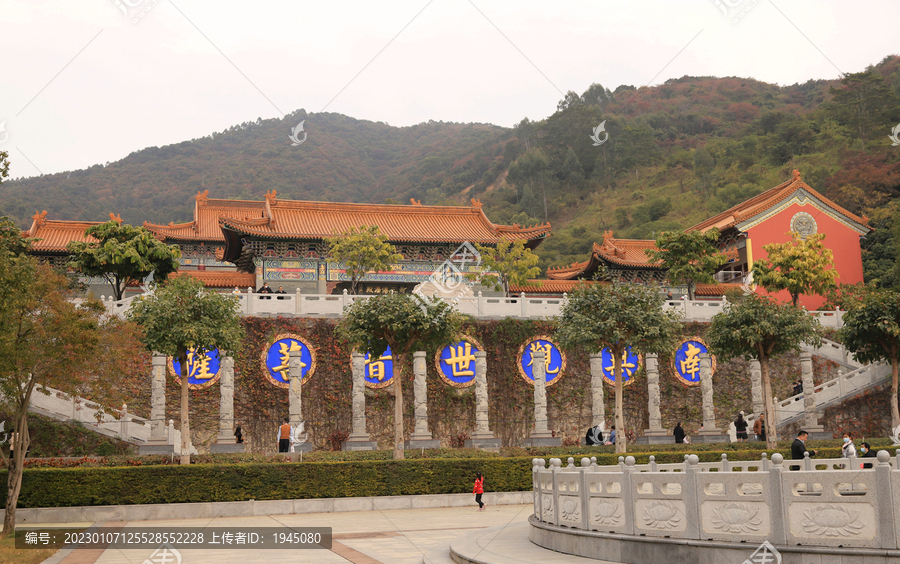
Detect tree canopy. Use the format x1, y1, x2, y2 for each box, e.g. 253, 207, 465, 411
839, 288, 900, 428
706, 293, 824, 448
326, 225, 403, 295
555, 281, 681, 453
67, 220, 181, 301
645, 228, 727, 299
337, 292, 461, 459
470, 240, 542, 296
752, 232, 838, 306
0, 217, 144, 533
126, 276, 244, 464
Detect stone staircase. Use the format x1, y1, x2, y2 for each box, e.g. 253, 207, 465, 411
28, 384, 196, 454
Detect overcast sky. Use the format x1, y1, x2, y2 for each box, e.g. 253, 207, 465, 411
2, 0, 898, 179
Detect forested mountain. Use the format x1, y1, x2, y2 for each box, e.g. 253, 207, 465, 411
4, 55, 900, 282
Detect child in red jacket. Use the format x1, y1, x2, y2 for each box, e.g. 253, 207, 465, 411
474, 472, 485, 511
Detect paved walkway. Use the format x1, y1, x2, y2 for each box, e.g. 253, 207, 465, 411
39, 504, 535, 564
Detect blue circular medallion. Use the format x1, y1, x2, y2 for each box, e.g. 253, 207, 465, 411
517, 336, 566, 387
169, 348, 222, 389
262, 334, 316, 388
599, 346, 641, 387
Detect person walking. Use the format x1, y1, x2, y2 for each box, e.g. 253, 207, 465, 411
861, 442, 877, 469
276, 418, 292, 453
473, 472, 485, 511
734, 413, 748, 442
790, 430, 817, 470
673, 422, 685, 444
753, 416, 765, 442
841, 432, 857, 458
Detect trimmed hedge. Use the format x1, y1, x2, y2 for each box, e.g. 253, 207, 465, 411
1, 447, 855, 508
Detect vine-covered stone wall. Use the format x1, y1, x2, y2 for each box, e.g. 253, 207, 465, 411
126, 317, 851, 452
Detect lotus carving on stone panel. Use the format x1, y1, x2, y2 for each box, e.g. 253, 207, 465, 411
642, 501, 681, 529
560, 497, 581, 522
542, 495, 554, 520
709, 503, 762, 533
800, 505, 865, 537
590, 499, 621, 525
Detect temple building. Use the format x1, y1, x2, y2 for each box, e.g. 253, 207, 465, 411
143, 190, 551, 295
543, 170, 870, 307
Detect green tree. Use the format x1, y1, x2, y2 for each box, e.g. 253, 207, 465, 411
752, 232, 838, 306
67, 220, 181, 301
126, 276, 244, 464
0, 218, 144, 533
326, 225, 403, 295
828, 70, 900, 151
337, 293, 460, 459
0, 151, 9, 185
555, 282, 681, 453
839, 288, 900, 428
469, 240, 542, 297
645, 229, 728, 300
706, 293, 824, 449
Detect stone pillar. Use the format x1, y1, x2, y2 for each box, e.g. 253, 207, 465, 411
466, 351, 501, 449
589, 353, 605, 427
641, 353, 671, 444
406, 351, 439, 449
288, 349, 312, 453
140, 353, 175, 454
211, 355, 243, 453
800, 351, 828, 439
696, 353, 727, 442
524, 350, 560, 446
750, 359, 764, 416
149, 353, 167, 442
343, 352, 377, 450
316, 262, 327, 294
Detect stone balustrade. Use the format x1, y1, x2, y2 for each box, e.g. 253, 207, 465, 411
532, 450, 900, 555
95, 291, 846, 326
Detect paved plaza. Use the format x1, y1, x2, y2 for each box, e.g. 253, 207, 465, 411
38, 503, 538, 564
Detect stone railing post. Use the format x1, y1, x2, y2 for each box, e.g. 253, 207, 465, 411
476, 291, 483, 317
520, 292, 527, 318
643, 353, 668, 442
800, 351, 827, 438
767, 453, 787, 545
875, 450, 896, 548
589, 353, 605, 427
579, 457, 591, 531
344, 352, 377, 450
621, 456, 637, 535
342, 289, 350, 311
246, 288, 255, 315
406, 352, 439, 448
295, 288, 303, 315
549, 458, 562, 527
683, 454, 701, 539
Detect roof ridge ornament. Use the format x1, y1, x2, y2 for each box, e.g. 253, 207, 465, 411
196, 189, 210, 203
109, 213, 123, 224
32, 210, 48, 227
410, 198, 422, 206
792, 169, 801, 182
471, 198, 483, 209
264, 190, 278, 205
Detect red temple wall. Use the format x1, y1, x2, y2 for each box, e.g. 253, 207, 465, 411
747, 202, 864, 310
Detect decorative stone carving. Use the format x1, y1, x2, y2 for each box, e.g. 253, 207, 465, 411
343, 353, 377, 450
709, 503, 762, 533
149, 353, 167, 442
288, 350, 302, 427
800, 351, 818, 428
590, 499, 621, 526
530, 350, 552, 439
800, 505, 865, 537
646, 353, 662, 429
791, 211, 817, 239
700, 353, 715, 430
217, 355, 235, 443
470, 351, 495, 439
641, 501, 682, 530
541, 494, 554, 520
411, 351, 431, 439
750, 359, 763, 415
559, 496, 581, 523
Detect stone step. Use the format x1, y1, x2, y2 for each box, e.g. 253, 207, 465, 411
448, 523, 621, 564
421, 543, 455, 564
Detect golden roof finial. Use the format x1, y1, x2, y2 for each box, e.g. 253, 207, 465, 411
792, 169, 801, 181
32, 210, 48, 226
109, 213, 123, 224
410, 198, 422, 206
195, 189, 210, 202
264, 190, 278, 204
471, 198, 483, 209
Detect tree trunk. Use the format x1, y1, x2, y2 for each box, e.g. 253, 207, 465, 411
179, 351, 190, 465
688, 282, 695, 301
891, 355, 899, 430
760, 355, 778, 449
614, 347, 626, 454
3, 409, 30, 536
393, 357, 405, 460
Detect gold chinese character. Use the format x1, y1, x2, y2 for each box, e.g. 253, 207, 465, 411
603, 351, 636, 380
444, 343, 476, 377
526, 342, 560, 374
272, 340, 307, 381
365, 353, 393, 381
679, 343, 702, 379
186, 349, 215, 380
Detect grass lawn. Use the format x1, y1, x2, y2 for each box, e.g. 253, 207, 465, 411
0, 533, 58, 564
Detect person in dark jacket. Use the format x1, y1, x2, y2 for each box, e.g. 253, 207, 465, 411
234, 421, 243, 444
861, 442, 877, 469
790, 430, 817, 469
673, 422, 685, 444
734, 413, 748, 442
585, 425, 603, 446
753, 416, 765, 442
